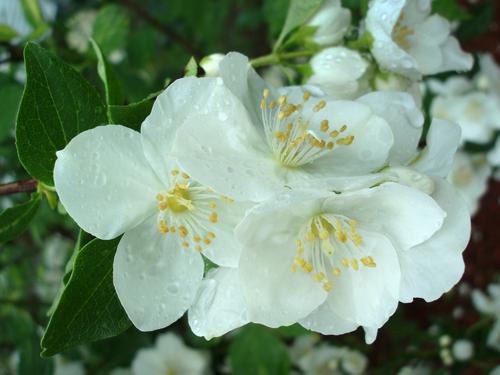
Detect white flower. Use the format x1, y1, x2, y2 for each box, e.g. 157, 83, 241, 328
430, 90, 500, 144
200, 53, 225, 77
262, 66, 288, 88
0, 0, 56, 41
397, 365, 431, 375
290, 336, 367, 375
65, 9, 97, 53
235, 183, 447, 341
447, 152, 491, 215
373, 73, 422, 107
132, 333, 208, 375
472, 283, 500, 352
54, 77, 249, 331
491, 366, 500, 375
307, 47, 371, 100
307, 0, 351, 46
172, 52, 396, 202
366, 0, 472, 80
452, 339, 474, 361
477, 54, 500, 96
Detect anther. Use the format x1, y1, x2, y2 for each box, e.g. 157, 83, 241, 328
313, 100, 326, 112
320, 120, 329, 132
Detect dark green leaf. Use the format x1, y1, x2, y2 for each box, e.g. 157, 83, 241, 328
20, 0, 44, 28
92, 4, 130, 57
456, 1, 493, 40
432, 0, 470, 21
274, 0, 324, 51
0, 192, 41, 244
16, 42, 107, 186
229, 325, 291, 375
108, 98, 154, 131
41, 238, 131, 356
0, 83, 23, 141
0, 24, 19, 42
90, 38, 123, 108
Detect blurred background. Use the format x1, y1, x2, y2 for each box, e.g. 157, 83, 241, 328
0, 0, 499, 374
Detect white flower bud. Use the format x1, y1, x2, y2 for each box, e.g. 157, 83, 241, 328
307, 47, 370, 99
439, 335, 452, 347
452, 339, 474, 361
307, 0, 351, 46
200, 53, 225, 77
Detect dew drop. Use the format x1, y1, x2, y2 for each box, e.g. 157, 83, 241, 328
218, 112, 228, 121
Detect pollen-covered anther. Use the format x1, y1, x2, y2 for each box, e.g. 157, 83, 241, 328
361, 256, 376, 268
336, 135, 355, 146
329, 130, 339, 138
182, 241, 190, 249
179, 226, 189, 238
193, 235, 202, 242
170, 169, 179, 176
181, 172, 190, 179
207, 231, 216, 239
209, 212, 218, 223
323, 281, 333, 292
278, 95, 287, 107
156, 193, 164, 201
303, 91, 311, 101
313, 100, 326, 112
195, 245, 203, 252
313, 272, 325, 282
320, 120, 329, 132
350, 259, 359, 271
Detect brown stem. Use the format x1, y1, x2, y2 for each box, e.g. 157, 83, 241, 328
0, 179, 38, 196
0, 41, 24, 62
118, 0, 202, 58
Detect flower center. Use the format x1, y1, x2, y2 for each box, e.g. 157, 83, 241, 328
291, 214, 376, 292
259, 89, 355, 168
155, 169, 233, 253
392, 12, 414, 50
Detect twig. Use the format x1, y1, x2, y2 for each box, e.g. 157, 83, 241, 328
0, 41, 24, 62
118, 0, 202, 58
0, 179, 38, 196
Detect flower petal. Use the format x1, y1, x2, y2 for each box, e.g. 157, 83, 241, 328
398, 178, 470, 302
188, 267, 248, 339
54, 125, 163, 239
413, 119, 461, 178
323, 182, 445, 250
141, 77, 239, 185
235, 191, 331, 327
172, 112, 281, 202
113, 215, 204, 331
299, 301, 358, 335
357, 91, 423, 165
322, 230, 401, 328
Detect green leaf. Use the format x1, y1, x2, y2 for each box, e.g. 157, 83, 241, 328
0, 192, 41, 244
0, 24, 19, 42
16, 42, 107, 186
92, 4, 130, 57
20, 0, 44, 28
432, 0, 470, 21
229, 325, 291, 375
108, 98, 154, 131
90, 38, 124, 109
184, 56, 198, 77
0, 83, 23, 141
41, 238, 131, 356
456, 1, 493, 40
274, 0, 324, 51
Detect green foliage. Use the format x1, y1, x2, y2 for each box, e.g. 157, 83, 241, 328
229, 325, 291, 375
90, 38, 124, 108
457, 1, 494, 40
184, 56, 198, 77
41, 238, 131, 356
0, 25, 18, 42
108, 98, 155, 131
0, 306, 54, 374
0, 82, 23, 141
432, 0, 470, 21
91, 4, 130, 57
274, 0, 325, 51
0, 192, 41, 244
16, 43, 107, 186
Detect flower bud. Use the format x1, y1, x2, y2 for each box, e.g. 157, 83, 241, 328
452, 339, 474, 361
200, 53, 225, 77
307, 0, 351, 46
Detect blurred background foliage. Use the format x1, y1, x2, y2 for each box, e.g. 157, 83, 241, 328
0, 0, 499, 374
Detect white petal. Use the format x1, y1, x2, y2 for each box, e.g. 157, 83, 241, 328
131, 350, 167, 375
439, 37, 474, 74
54, 125, 162, 239
323, 182, 445, 250
236, 191, 331, 326
172, 111, 281, 202
398, 179, 470, 302
363, 326, 378, 344
299, 301, 358, 335
324, 230, 401, 328
413, 119, 461, 177
300, 100, 394, 176
188, 267, 248, 339
219, 52, 271, 128
200, 200, 253, 267
113, 215, 204, 331
155, 333, 208, 373
141, 77, 239, 185
357, 91, 423, 165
